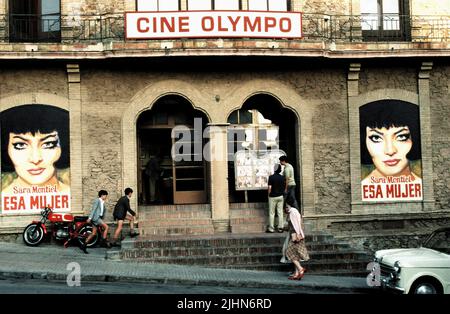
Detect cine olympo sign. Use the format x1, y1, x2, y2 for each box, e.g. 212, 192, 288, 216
125, 11, 302, 39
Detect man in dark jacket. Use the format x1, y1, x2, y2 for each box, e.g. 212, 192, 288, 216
267, 164, 285, 233
112, 187, 138, 246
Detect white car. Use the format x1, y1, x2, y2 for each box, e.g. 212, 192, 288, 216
371, 227, 450, 294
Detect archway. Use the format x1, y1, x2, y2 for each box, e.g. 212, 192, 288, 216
227, 93, 299, 203
136, 95, 210, 205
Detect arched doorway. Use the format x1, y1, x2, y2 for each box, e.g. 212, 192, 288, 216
227, 94, 300, 203
136, 95, 210, 205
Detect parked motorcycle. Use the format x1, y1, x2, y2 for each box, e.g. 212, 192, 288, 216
23, 206, 99, 248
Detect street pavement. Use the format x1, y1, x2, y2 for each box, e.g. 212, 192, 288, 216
0, 241, 376, 294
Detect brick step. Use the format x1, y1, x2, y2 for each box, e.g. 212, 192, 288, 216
120, 251, 369, 265
230, 224, 266, 233
229, 203, 267, 209
139, 211, 212, 220
139, 204, 211, 211
129, 233, 337, 248
140, 226, 215, 236
120, 246, 369, 260
139, 218, 213, 227
230, 209, 267, 218
129, 241, 353, 253
230, 217, 267, 224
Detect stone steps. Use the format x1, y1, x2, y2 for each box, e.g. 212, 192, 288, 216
140, 226, 215, 236
114, 232, 371, 277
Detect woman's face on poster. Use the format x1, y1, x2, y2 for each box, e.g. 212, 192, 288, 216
7, 131, 62, 185
366, 125, 412, 177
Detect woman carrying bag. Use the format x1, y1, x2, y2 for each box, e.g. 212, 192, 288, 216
284, 199, 310, 280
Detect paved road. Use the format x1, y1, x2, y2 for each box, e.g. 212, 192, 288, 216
0, 278, 355, 294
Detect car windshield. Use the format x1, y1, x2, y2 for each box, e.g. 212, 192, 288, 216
422, 229, 450, 254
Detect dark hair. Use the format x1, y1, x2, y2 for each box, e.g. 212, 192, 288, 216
124, 187, 133, 195
1, 105, 70, 172
274, 164, 282, 174
285, 196, 296, 208
360, 100, 421, 164
279, 155, 287, 162
98, 190, 108, 197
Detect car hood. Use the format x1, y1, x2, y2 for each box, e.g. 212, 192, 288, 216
375, 247, 450, 268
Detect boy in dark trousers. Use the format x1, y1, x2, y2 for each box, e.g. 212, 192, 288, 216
111, 187, 138, 246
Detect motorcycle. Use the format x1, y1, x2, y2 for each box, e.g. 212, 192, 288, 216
23, 206, 99, 248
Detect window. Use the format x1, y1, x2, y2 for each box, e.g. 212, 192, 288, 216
187, 0, 241, 10
9, 0, 61, 42
361, 0, 411, 41
137, 0, 179, 11
187, 0, 212, 10
248, 0, 289, 11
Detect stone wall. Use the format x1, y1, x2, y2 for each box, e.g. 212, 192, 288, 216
0, 65, 67, 99
430, 63, 450, 210
61, 0, 125, 15
359, 64, 418, 95
329, 216, 450, 253
301, 0, 350, 15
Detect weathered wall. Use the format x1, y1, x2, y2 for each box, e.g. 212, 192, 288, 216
430, 63, 450, 211
359, 64, 418, 95
0, 66, 67, 99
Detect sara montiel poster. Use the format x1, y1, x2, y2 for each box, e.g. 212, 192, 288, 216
360, 100, 422, 202
1, 105, 71, 214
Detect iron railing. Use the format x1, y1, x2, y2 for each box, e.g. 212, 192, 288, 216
0, 13, 448, 43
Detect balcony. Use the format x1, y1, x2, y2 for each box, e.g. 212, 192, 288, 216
0, 13, 448, 59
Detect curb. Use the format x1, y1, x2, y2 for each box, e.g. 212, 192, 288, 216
0, 269, 375, 293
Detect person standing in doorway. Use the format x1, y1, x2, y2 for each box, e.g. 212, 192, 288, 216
279, 155, 300, 214
267, 163, 285, 233
145, 152, 162, 204
111, 187, 138, 246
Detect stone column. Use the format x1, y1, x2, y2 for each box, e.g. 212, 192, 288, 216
347, 63, 361, 210
207, 123, 230, 233
418, 61, 435, 211
66, 64, 83, 214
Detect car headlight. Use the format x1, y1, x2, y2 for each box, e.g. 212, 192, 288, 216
393, 261, 401, 274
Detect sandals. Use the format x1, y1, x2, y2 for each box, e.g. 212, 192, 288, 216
288, 267, 306, 280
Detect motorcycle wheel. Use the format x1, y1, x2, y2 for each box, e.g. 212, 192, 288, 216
78, 225, 99, 248
23, 223, 45, 246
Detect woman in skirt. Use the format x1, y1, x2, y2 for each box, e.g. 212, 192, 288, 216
285, 200, 310, 280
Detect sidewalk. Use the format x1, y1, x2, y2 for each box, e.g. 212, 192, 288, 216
0, 242, 374, 293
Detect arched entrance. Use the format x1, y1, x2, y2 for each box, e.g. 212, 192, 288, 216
136, 95, 210, 205
227, 94, 300, 204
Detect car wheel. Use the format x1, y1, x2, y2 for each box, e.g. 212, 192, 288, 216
410, 279, 443, 294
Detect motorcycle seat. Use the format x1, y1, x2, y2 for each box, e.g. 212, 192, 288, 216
74, 216, 89, 222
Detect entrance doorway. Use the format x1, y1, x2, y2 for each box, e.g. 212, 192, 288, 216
137, 96, 209, 205
227, 94, 299, 203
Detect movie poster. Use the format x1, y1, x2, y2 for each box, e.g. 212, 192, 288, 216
1, 105, 71, 214
360, 100, 422, 202
235, 150, 285, 190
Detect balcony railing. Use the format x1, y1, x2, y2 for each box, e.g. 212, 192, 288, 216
0, 13, 448, 43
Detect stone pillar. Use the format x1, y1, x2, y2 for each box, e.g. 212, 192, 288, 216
66, 64, 83, 214
418, 61, 435, 211
347, 63, 361, 209
207, 123, 230, 233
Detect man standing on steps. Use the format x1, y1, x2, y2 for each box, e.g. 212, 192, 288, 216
279, 155, 301, 215
112, 187, 138, 247
267, 163, 285, 233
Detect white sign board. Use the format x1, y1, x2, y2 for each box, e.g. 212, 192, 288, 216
126, 11, 302, 39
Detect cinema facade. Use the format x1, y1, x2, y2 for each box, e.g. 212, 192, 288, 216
0, 0, 449, 250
